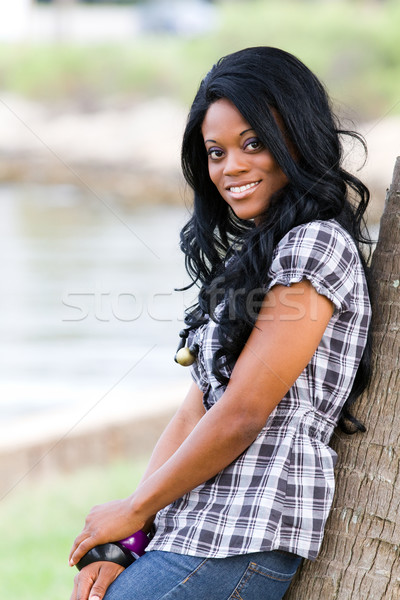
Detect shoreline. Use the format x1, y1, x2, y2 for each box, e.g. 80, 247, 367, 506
0, 381, 187, 498
0, 94, 187, 205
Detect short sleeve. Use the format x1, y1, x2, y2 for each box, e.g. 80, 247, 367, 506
265, 220, 358, 314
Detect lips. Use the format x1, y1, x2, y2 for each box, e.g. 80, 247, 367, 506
225, 180, 262, 201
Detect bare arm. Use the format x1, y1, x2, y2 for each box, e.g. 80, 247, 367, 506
69, 386, 205, 599
140, 382, 205, 484
131, 280, 334, 522
69, 280, 333, 565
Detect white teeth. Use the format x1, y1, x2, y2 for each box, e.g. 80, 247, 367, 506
230, 181, 260, 193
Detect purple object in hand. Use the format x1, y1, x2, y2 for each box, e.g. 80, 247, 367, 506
119, 530, 149, 559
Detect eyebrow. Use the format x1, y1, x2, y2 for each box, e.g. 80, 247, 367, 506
204, 128, 255, 145
240, 128, 255, 136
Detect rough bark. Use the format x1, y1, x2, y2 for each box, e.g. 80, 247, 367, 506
284, 157, 400, 600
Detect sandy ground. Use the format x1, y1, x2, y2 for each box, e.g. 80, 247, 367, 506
0, 94, 187, 205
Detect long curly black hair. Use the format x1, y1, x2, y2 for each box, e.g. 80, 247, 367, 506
179, 47, 372, 433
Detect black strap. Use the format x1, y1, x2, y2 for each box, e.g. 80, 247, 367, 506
76, 542, 135, 571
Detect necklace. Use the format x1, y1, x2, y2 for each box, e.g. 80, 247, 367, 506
174, 327, 199, 366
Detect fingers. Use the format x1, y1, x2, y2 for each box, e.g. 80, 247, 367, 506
69, 532, 85, 563
69, 503, 117, 566
70, 569, 91, 600
69, 534, 97, 567
69, 507, 100, 565
87, 563, 124, 600
69, 498, 142, 566
69, 512, 104, 566
70, 562, 124, 600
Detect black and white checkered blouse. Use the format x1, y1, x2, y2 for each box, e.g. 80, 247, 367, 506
148, 219, 371, 561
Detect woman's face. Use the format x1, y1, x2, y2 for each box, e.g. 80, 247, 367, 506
201, 98, 288, 224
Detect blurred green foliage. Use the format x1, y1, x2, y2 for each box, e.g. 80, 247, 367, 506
0, 458, 147, 599
0, 0, 399, 118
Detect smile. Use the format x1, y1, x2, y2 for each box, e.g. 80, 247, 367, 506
229, 181, 261, 193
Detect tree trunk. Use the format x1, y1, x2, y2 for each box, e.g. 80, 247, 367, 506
284, 157, 400, 600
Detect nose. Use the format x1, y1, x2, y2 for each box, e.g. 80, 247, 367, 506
222, 149, 249, 176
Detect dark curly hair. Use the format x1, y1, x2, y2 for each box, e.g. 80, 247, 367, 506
179, 46, 372, 433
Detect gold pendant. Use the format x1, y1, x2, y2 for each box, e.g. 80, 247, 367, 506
174, 328, 198, 366
175, 347, 196, 366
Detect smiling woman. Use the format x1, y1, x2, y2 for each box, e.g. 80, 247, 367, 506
202, 98, 288, 223
69, 47, 372, 600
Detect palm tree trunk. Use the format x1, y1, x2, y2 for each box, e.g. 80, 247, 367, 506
284, 157, 400, 600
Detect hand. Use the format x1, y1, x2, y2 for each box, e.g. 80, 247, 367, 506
70, 562, 124, 600
69, 497, 145, 567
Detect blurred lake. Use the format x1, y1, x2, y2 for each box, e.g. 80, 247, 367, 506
0, 182, 196, 425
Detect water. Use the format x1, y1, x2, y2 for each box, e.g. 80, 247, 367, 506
0, 183, 196, 427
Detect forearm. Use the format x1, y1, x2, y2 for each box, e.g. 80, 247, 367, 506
68, 386, 208, 565
139, 383, 205, 484
140, 413, 198, 484
137, 408, 202, 530
130, 392, 262, 527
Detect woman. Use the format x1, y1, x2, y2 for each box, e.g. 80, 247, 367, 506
69, 47, 372, 600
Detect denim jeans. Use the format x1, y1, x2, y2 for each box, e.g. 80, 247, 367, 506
104, 549, 302, 600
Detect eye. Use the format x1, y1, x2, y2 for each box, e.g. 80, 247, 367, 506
244, 137, 263, 152
207, 147, 224, 160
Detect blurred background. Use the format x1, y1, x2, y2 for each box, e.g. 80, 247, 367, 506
0, 1, 399, 597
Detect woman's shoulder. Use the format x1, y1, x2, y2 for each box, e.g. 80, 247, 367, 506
274, 219, 359, 264
281, 218, 356, 249
267, 219, 367, 314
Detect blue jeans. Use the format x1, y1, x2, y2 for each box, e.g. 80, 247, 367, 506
104, 549, 302, 600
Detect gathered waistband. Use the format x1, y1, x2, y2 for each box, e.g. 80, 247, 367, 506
297, 410, 336, 444
266, 409, 336, 445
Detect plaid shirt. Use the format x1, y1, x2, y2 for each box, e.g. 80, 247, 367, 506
148, 220, 371, 560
